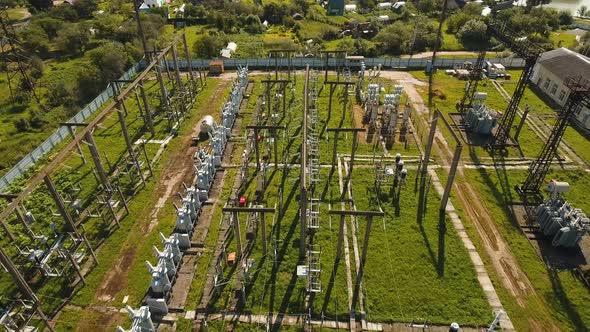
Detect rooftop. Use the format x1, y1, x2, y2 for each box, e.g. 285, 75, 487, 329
538, 47, 590, 82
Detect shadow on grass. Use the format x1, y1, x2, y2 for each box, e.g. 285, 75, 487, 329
547, 269, 587, 331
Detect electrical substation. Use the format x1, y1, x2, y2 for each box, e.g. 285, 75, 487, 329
1, 24, 590, 332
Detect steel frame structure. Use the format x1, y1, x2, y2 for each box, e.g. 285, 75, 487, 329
517, 76, 590, 204
0, 33, 196, 328
456, 20, 543, 149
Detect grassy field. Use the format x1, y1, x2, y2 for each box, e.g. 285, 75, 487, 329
204, 72, 491, 328
449, 168, 590, 331
410, 70, 547, 159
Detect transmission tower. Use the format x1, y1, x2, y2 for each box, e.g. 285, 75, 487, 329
516, 76, 590, 204
0, 8, 39, 103
456, 20, 543, 149
488, 21, 543, 148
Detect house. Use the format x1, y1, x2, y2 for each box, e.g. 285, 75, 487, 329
143, 0, 164, 8
327, 0, 344, 16
530, 47, 590, 131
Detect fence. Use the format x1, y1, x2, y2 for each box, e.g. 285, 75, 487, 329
0, 56, 525, 192
0, 61, 146, 192
175, 56, 526, 70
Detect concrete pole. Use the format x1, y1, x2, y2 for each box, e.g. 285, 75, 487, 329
14, 205, 34, 240
0, 247, 55, 332
336, 215, 345, 260
116, 107, 145, 184
67, 126, 86, 164
514, 106, 530, 142
84, 132, 109, 192
331, 131, 339, 171
328, 84, 334, 120
254, 128, 260, 170
421, 111, 439, 187
44, 175, 78, 236
352, 216, 373, 312
139, 83, 155, 136
171, 45, 185, 93
342, 131, 358, 199
181, 33, 195, 91
260, 212, 267, 255
154, 61, 171, 115
233, 211, 243, 260
440, 144, 462, 212
273, 128, 278, 168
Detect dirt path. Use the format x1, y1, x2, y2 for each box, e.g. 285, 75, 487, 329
94, 80, 230, 304
396, 71, 538, 328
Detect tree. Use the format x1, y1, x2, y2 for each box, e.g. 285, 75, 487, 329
293, 0, 309, 15
375, 21, 413, 55
457, 19, 489, 50
184, 4, 207, 18
48, 4, 79, 21
244, 14, 263, 34
29, 56, 45, 79
263, 2, 289, 24
74, 64, 102, 103
88, 42, 129, 83
56, 23, 90, 55
578, 5, 588, 18
559, 10, 573, 25
20, 26, 50, 57
27, 0, 52, 11
34, 17, 63, 40
446, 12, 473, 33
358, 0, 377, 11
193, 34, 224, 58
47, 79, 75, 107
72, 0, 98, 19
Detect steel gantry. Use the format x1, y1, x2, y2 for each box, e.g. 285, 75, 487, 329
517, 76, 590, 204
456, 20, 543, 149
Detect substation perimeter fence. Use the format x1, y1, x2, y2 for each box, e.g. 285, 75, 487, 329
0, 60, 147, 192
177, 56, 526, 70
0, 56, 525, 192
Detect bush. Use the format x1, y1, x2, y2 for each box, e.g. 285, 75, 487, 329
193, 33, 226, 58
457, 19, 489, 50
29, 109, 46, 129
13, 117, 30, 132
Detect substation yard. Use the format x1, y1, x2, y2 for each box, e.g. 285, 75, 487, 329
1, 48, 590, 332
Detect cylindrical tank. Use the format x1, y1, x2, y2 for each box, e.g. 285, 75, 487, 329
547, 180, 569, 194
199, 115, 216, 135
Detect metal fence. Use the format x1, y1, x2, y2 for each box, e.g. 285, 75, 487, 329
174, 56, 526, 70
0, 56, 525, 192
0, 61, 145, 192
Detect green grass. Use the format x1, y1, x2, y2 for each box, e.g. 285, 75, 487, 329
452, 168, 590, 331
549, 30, 578, 49
410, 70, 547, 159
202, 72, 490, 326
502, 69, 590, 164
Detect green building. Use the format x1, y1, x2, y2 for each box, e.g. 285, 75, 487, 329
327, 0, 344, 16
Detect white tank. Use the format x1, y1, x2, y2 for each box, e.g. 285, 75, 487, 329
548, 180, 569, 194
199, 115, 216, 135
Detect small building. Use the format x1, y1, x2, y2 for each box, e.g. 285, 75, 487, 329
142, 0, 164, 8
392, 1, 406, 10
327, 0, 344, 16
377, 2, 392, 9
530, 47, 590, 131
344, 4, 357, 12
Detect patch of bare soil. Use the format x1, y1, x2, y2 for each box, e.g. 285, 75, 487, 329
93, 79, 231, 304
